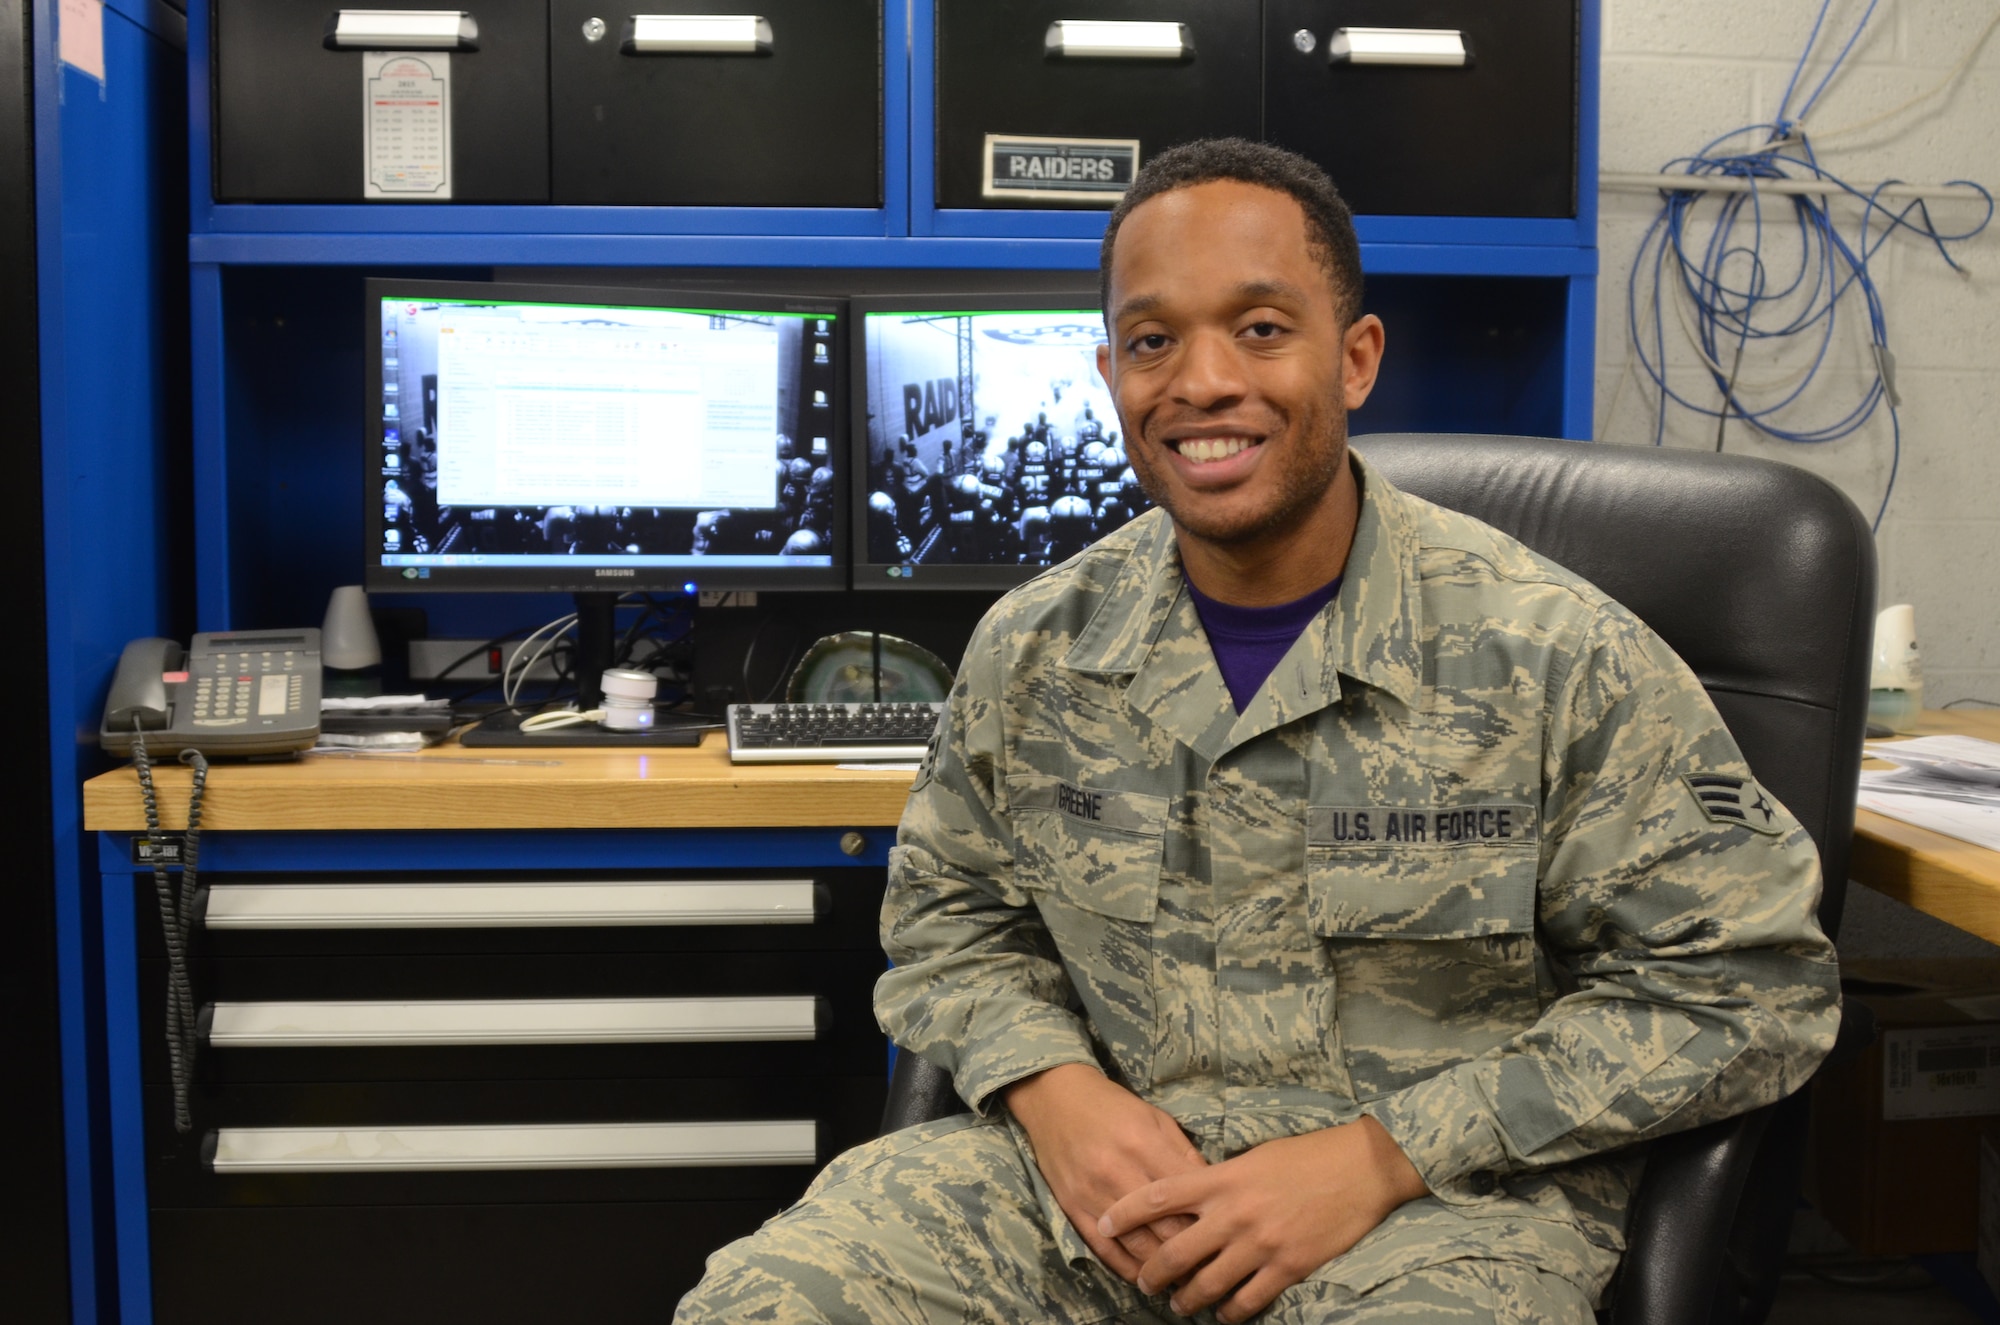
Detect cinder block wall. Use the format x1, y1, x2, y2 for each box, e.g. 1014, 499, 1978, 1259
1596, 0, 2000, 707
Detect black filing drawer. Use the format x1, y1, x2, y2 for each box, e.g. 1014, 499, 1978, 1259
144, 1075, 884, 1207
934, 0, 1260, 209
1262, 0, 1577, 217
212, 0, 551, 201
151, 1202, 783, 1325
137, 867, 889, 1321
548, 0, 882, 206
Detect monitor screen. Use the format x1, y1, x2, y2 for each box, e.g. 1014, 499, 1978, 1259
850, 295, 1152, 589
365, 279, 846, 594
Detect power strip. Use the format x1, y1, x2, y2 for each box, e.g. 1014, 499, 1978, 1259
408, 639, 565, 682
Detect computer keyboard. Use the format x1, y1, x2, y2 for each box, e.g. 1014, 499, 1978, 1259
726, 701, 945, 764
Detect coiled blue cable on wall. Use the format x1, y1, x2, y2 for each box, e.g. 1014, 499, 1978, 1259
1625, 0, 1994, 531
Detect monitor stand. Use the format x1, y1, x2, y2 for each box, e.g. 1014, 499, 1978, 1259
459, 591, 716, 748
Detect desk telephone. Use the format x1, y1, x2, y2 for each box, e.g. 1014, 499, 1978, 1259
100, 630, 323, 757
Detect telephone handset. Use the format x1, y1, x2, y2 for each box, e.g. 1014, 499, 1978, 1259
100, 629, 323, 757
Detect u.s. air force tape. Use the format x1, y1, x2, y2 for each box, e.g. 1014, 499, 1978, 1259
1682, 773, 1787, 834
1307, 805, 1535, 847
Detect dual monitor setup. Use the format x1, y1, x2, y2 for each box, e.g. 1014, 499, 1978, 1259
362, 277, 1152, 725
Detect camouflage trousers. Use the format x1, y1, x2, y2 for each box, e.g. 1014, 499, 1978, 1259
673, 1114, 1595, 1325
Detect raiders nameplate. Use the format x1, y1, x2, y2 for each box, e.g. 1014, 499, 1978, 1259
981, 134, 1138, 204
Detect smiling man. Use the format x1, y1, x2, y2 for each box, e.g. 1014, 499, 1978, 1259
675, 140, 1839, 1325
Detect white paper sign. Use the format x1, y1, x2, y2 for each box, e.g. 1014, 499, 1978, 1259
59, 0, 105, 83
1883, 1025, 2000, 1121
364, 52, 451, 200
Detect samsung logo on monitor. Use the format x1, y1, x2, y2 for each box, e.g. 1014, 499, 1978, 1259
595, 569, 637, 578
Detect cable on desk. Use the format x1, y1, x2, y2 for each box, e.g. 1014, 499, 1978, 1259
133, 725, 210, 1134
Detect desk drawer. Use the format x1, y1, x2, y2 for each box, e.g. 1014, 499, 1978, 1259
210, 1117, 818, 1172
138, 869, 884, 957
145, 1073, 886, 1207
142, 952, 885, 1082
150, 1200, 782, 1324
204, 994, 826, 1047
933, 0, 1260, 209
212, 0, 551, 201
149, 948, 879, 1001
548, 0, 883, 205
1262, 0, 1578, 217
203, 876, 827, 930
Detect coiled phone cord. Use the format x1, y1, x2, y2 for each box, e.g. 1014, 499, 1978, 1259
132, 722, 210, 1134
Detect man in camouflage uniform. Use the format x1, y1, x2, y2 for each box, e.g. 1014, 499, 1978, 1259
675, 140, 1839, 1324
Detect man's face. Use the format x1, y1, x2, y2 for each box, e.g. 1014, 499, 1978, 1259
1097, 180, 1381, 552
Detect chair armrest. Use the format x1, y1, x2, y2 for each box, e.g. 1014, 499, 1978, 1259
880, 1049, 964, 1135
1608, 1105, 1776, 1325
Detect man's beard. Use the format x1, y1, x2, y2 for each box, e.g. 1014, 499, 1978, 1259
1131, 396, 1349, 547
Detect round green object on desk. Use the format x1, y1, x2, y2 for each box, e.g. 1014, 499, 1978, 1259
786, 632, 953, 704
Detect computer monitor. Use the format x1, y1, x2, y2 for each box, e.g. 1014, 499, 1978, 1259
364, 278, 845, 711
849, 294, 1151, 591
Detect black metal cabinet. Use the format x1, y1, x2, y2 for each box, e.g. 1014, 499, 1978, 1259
212, 0, 551, 201
548, 0, 882, 206
933, 1, 1260, 209
1262, 0, 1577, 217
137, 866, 889, 1323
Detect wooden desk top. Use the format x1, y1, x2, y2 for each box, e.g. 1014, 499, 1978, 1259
1850, 709, 2000, 945
82, 731, 918, 832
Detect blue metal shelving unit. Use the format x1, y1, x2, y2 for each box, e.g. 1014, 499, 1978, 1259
51, 5, 1607, 1320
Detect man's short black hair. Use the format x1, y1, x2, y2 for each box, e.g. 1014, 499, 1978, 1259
1099, 138, 1364, 328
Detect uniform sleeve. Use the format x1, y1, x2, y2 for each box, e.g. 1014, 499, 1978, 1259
873, 615, 1102, 1114
1364, 605, 1842, 1194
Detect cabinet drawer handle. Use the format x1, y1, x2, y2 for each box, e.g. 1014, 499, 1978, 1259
209, 1119, 817, 1172
324, 9, 479, 50
202, 878, 823, 929
622, 14, 773, 54
1327, 28, 1468, 67
1044, 20, 1192, 61
204, 995, 826, 1047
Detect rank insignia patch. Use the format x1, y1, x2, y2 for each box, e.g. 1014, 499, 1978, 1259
911, 724, 943, 793
1683, 773, 1786, 834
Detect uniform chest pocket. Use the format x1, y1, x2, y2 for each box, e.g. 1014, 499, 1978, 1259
1308, 830, 1544, 1100
1008, 775, 1166, 921
1008, 774, 1166, 1087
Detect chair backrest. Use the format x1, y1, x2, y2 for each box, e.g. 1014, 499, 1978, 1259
1359, 434, 1876, 937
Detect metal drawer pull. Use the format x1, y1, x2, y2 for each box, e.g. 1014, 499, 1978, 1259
210, 1119, 817, 1172
1327, 27, 1468, 67
324, 9, 479, 50
202, 879, 820, 929
204, 995, 824, 1047
1045, 20, 1192, 61
623, 14, 772, 54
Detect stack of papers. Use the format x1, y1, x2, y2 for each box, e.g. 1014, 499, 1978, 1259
1859, 735, 2000, 852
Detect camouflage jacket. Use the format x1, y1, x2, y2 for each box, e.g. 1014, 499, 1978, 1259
875, 451, 1840, 1297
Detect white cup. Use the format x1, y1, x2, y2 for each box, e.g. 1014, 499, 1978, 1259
322, 585, 383, 671
1869, 603, 1923, 732
1873, 604, 1922, 690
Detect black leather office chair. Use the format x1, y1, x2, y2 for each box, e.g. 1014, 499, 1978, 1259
878, 435, 1877, 1325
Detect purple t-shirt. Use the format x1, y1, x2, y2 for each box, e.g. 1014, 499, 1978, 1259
1185, 574, 1344, 713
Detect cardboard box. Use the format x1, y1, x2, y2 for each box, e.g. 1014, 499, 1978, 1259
1812, 958, 2000, 1256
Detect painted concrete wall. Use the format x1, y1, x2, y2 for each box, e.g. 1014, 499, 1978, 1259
1597, 0, 2000, 708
